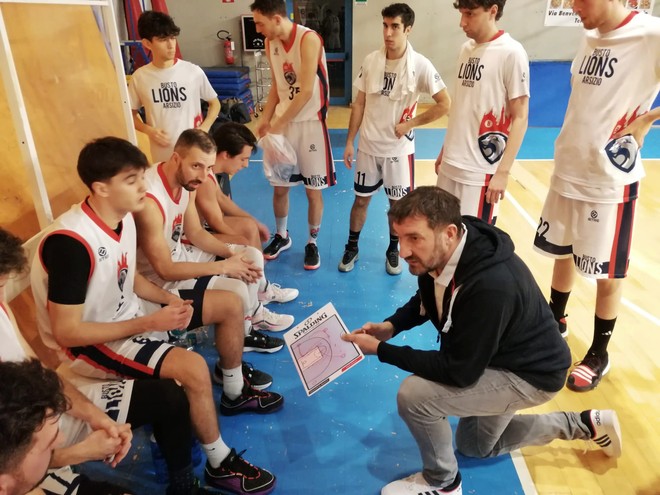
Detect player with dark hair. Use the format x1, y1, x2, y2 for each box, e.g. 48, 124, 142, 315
436, 0, 529, 225
338, 2, 450, 275
251, 0, 336, 270
344, 187, 622, 495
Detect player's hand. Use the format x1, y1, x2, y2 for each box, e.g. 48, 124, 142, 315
257, 222, 271, 243
613, 114, 653, 149
256, 120, 271, 138
149, 127, 171, 147
150, 300, 194, 332
434, 147, 444, 174
486, 170, 509, 204
394, 121, 412, 139
77, 429, 130, 465
343, 143, 355, 169
220, 254, 262, 283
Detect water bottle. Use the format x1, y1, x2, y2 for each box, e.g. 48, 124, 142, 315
148, 432, 169, 484
185, 325, 211, 349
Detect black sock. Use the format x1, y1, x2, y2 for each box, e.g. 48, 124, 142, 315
579, 411, 595, 438
167, 465, 196, 495
347, 230, 360, 250
588, 315, 616, 357
387, 234, 399, 253
549, 288, 570, 322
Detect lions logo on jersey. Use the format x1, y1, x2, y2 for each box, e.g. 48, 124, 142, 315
605, 135, 638, 173
117, 252, 129, 292
606, 109, 641, 173
477, 108, 512, 165
171, 214, 183, 243
283, 62, 297, 85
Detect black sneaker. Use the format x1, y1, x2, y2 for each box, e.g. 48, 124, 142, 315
558, 315, 569, 338
337, 245, 359, 272
220, 380, 284, 415
385, 249, 402, 275
244, 329, 284, 353
213, 361, 273, 390
304, 243, 320, 270
205, 449, 276, 494
263, 232, 291, 260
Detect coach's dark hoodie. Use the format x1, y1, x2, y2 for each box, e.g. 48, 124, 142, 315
378, 216, 571, 392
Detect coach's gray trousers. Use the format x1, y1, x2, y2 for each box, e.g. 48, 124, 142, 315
397, 368, 592, 487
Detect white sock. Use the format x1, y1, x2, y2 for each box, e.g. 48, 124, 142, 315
202, 437, 231, 469
275, 216, 288, 237
308, 223, 320, 244
222, 365, 243, 400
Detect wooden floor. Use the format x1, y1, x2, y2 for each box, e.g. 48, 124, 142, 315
320, 106, 660, 495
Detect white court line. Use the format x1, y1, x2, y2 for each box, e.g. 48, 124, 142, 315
511, 450, 538, 495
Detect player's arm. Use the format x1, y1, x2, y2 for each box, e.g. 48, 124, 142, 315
486, 94, 529, 204
613, 106, 660, 148
344, 90, 366, 168
198, 97, 221, 133
182, 191, 234, 258
132, 110, 171, 148
395, 89, 451, 139
195, 177, 234, 235
269, 32, 322, 134
133, 196, 234, 281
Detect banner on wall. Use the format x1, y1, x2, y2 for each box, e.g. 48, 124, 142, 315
544, 0, 655, 27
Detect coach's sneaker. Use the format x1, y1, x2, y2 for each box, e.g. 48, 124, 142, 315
338, 245, 359, 272
304, 243, 320, 270
580, 409, 622, 458
220, 380, 284, 416
244, 329, 284, 353
263, 232, 291, 260
251, 304, 294, 332
258, 281, 299, 305
382, 471, 462, 495
566, 352, 610, 392
385, 249, 402, 276
213, 361, 273, 391
557, 315, 569, 338
205, 449, 276, 495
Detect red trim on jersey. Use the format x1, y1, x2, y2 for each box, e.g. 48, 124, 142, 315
39, 229, 96, 283
283, 23, 298, 53
64, 348, 119, 377
615, 10, 637, 29
157, 162, 181, 204
489, 30, 505, 42
477, 174, 495, 224
146, 193, 166, 222
81, 200, 122, 242
407, 153, 415, 192
65, 344, 155, 377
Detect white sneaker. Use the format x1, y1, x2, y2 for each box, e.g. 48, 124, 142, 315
251, 304, 294, 332
381, 472, 462, 495
584, 409, 622, 458
258, 282, 299, 305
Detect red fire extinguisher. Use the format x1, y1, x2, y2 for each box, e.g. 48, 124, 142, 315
217, 30, 235, 65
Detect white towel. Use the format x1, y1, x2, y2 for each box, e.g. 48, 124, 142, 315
364, 41, 416, 100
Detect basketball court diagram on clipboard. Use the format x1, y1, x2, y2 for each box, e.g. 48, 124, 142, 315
285, 302, 363, 396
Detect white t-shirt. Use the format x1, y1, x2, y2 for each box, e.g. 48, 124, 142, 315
128, 60, 217, 162
268, 24, 329, 123
441, 32, 529, 184
355, 47, 446, 157
552, 12, 660, 203
0, 303, 32, 362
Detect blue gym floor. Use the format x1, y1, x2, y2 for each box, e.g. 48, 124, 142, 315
80, 126, 659, 494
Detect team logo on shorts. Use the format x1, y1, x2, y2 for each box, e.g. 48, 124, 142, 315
478, 108, 511, 165
606, 109, 640, 173
117, 252, 129, 292
283, 62, 297, 85
172, 214, 183, 242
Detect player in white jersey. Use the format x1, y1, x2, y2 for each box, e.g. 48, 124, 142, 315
128, 11, 220, 162
2, 227, 202, 495
251, 0, 336, 270
436, 0, 529, 226
338, 3, 450, 275
135, 129, 296, 359
30, 139, 278, 494
533, 0, 660, 392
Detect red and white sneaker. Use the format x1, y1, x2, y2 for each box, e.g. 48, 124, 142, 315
381, 472, 462, 495
566, 352, 610, 392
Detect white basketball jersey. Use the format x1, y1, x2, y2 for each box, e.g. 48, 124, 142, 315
441, 32, 529, 181
268, 24, 329, 122
128, 60, 217, 162
355, 48, 445, 157
0, 303, 30, 362
31, 202, 141, 352
552, 12, 660, 203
